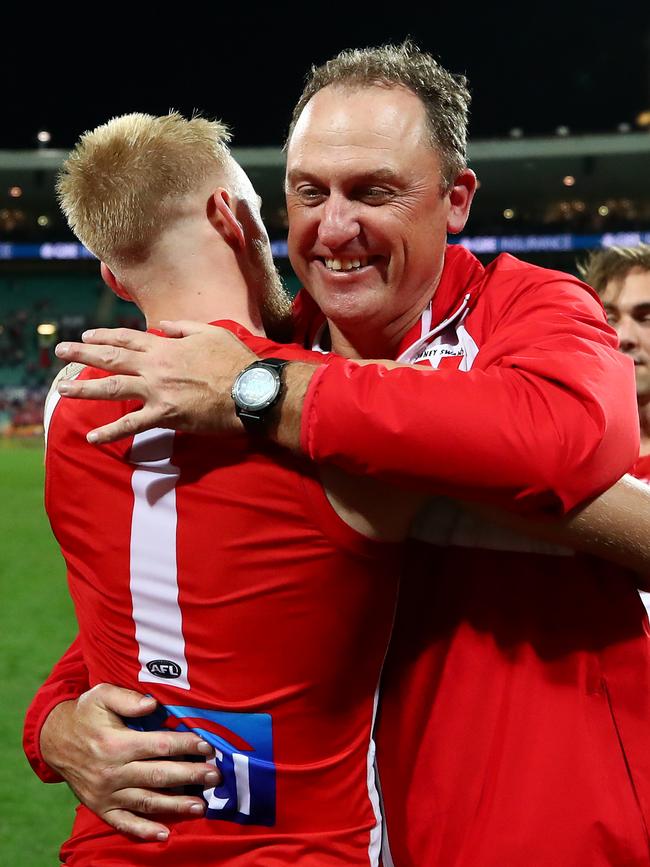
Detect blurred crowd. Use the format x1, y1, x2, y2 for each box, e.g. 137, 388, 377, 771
0, 301, 143, 437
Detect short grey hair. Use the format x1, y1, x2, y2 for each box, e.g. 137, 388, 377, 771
286, 40, 470, 189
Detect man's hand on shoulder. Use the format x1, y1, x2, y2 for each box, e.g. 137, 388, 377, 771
40, 683, 219, 840
54, 323, 258, 445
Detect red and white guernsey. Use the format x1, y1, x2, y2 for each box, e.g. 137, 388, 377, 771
44, 323, 400, 866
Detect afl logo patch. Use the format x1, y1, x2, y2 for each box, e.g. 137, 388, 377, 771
146, 659, 182, 679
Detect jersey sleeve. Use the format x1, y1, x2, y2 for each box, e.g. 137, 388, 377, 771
300, 279, 640, 513
23, 636, 90, 783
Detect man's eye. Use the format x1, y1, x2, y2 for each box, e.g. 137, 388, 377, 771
359, 188, 392, 204
297, 187, 325, 203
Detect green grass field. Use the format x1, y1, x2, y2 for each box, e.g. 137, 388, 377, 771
1, 440, 78, 865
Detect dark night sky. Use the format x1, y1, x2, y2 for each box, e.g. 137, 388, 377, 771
4, 6, 649, 150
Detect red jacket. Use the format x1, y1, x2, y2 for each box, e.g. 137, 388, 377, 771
297, 245, 638, 512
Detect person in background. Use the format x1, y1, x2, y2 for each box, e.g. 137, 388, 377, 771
580, 244, 650, 482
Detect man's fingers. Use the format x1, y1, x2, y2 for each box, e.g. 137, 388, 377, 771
112, 788, 208, 817
86, 408, 161, 445
123, 759, 220, 790
102, 808, 172, 842
113, 730, 215, 764
159, 320, 215, 338
126, 730, 216, 762
81, 327, 154, 352
57, 374, 146, 402
84, 683, 157, 719
55, 341, 142, 373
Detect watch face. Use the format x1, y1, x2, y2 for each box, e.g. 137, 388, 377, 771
233, 366, 279, 411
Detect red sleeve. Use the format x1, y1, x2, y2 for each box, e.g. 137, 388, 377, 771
300, 280, 639, 513
23, 636, 90, 783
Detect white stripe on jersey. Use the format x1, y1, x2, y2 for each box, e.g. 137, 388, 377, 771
636, 478, 650, 618
44, 387, 62, 447
376, 761, 395, 867
366, 684, 383, 867
43, 362, 85, 446
129, 428, 189, 690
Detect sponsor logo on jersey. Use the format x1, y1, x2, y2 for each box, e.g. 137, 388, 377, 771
145, 659, 182, 679
127, 702, 276, 826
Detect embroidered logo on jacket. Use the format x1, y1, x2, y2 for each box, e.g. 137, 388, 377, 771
411, 323, 479, 370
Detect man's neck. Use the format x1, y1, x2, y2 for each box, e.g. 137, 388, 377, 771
328, 302, 432, 360
136, 262, 265, 336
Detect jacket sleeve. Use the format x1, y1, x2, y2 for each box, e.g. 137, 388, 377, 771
300, 280, 639, 513
23, 635, 90, 783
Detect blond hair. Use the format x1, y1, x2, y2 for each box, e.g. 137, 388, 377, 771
286, 40, 470, 189
57, 112, 232, 265
578, 244, 650, 295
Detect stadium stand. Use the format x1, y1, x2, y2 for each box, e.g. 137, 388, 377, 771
2, 133, 650, 435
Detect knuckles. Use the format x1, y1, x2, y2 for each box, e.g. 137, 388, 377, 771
105, 376, 123, 398
100, 346, 120, 366
146, 766, 169, 789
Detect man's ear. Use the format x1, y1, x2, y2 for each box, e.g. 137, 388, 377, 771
446, 169, 478, 235
100, 262, 132, 301
207, 188, 246, 250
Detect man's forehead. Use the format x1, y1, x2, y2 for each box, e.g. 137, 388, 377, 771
289, 84, 429, 151
286, 84, 439, 182
603, 267, 650, 308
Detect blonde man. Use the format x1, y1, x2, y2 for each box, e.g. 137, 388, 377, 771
33, 111, 431, 866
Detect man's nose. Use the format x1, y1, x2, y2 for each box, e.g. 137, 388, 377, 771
616, 316, 640, 352
317, 195, 360, 249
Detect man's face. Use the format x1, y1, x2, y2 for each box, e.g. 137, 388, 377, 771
601, 267, 650, 403
285, 84, 475, 351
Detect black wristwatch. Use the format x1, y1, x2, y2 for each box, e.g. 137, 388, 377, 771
231, 358, 289, 429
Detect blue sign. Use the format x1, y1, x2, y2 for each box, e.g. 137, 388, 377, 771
127, 702, 276, 826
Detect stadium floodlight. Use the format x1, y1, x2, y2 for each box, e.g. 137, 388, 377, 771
563, 176, 575, 187
555, 125, 570, 137
636, 110, 650, 129
37, 130, 51, 144
37, 323, 57, 336
508, 127, 523, 139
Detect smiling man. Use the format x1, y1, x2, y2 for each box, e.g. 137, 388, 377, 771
24, 44, 650, 867
284, 82, 474, 359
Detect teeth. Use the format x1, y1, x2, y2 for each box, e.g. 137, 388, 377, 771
324, 257, 368, 271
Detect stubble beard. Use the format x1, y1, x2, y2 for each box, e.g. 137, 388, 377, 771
251, 238, 293, 343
